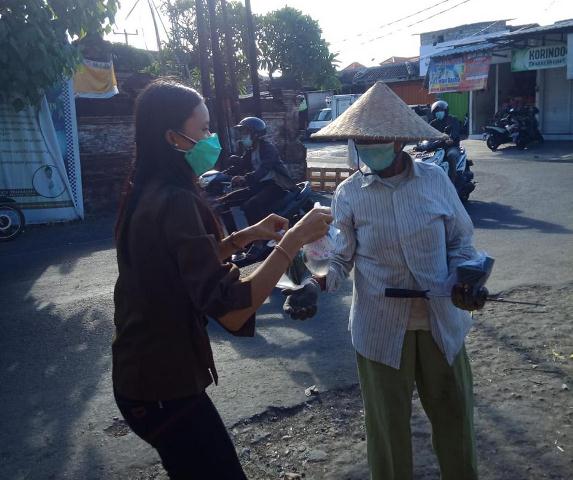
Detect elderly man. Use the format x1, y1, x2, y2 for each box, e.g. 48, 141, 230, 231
285, 82, 481, 480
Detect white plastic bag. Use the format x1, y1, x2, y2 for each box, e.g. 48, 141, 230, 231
302, 202, 339, 276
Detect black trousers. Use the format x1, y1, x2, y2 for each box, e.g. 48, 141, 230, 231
220, 181, 286, 225
445, 146, 460, 182
115, 391, 247, 480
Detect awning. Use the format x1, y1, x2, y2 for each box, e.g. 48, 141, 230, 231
429, 42, 495, 59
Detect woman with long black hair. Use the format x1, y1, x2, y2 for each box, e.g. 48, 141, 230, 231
112, 79, 331, 479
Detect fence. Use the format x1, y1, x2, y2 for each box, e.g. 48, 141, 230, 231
306, 166, 355, 192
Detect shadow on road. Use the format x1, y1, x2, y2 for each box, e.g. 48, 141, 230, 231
208, 277, 356, 397
0, 219, 116, 479
467, 201, 572, 234
489, 142, 573, 164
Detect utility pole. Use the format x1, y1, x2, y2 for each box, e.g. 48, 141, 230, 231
220, 0, 241, 124
244, 0, 261, 117
206, 0, 230, 151
195, 0, 213, 100
113, 28, 138, 45
147, 0, 162, 51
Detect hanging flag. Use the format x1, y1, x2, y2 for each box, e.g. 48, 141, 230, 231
73, 58, 119, 99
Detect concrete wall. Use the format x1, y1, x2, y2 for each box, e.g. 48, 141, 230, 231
471, 65, 496, 134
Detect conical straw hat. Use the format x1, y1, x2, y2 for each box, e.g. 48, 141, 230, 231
311, 81, 447, 142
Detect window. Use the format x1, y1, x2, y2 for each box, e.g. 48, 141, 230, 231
313, 109, 332, 121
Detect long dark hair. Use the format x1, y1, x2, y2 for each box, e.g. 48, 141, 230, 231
115, 79, 216, 262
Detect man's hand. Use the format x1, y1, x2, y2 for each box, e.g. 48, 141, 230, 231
451, 284, 487, 311
282, 278, 321, 320
231, 176, 247, 188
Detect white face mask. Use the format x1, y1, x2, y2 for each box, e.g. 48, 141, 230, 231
347, 139, 359, 169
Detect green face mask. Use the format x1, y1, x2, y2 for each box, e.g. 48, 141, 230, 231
177, 132, 222, 176
355, 142, 397, 172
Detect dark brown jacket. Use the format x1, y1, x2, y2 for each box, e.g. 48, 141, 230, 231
112, 182, 253, 401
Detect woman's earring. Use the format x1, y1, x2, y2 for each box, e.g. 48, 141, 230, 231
174, 143, 178, 147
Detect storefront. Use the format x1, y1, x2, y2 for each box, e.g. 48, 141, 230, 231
426, 21, 573, 139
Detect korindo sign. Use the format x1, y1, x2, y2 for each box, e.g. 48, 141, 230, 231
512, 44, 567, 71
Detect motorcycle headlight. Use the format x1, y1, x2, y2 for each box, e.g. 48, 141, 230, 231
199, 176, 213, 188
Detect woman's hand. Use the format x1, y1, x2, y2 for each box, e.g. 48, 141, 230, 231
240, 214, 289, 246
280, 207, 333, 256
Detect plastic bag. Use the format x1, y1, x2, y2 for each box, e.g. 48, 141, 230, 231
302, 203, 340, 276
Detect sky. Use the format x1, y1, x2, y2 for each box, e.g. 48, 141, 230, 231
106, 0, 572, 68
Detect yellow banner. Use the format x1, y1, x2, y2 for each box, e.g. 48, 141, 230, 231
73, 59, 119, 99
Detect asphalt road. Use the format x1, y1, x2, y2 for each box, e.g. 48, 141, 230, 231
1, 140, 572, 479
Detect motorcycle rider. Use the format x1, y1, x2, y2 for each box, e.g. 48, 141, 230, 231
222, 117, 297, 224
429, 100, 461, 183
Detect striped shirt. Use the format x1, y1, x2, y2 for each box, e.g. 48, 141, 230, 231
326, 153, 477, 368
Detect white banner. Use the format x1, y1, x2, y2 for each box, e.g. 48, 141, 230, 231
512, 44, 568, 72
0, 80, 83, 224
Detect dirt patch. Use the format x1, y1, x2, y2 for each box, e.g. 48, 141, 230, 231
229, 283, 573, 480
133, 284, 572, 479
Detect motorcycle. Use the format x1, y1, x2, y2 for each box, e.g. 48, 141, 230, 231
199, 170, 314, 268
412, 139, 476, 203
0, 196, 25, 241
484, 106, 544, 151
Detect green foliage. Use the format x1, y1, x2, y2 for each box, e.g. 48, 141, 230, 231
0, 0, 119, 110
159, 2, 338, 93
111, 42, 155, 72
256, 7, 339, 90
157, 0, 250, 92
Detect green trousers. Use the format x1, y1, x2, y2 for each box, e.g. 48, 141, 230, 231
356, 331, 478, 480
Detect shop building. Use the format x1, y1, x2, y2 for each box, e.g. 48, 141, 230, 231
422, 19, 573, 139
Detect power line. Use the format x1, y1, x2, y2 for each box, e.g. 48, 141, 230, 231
150, 0, 170, 38
352, 0, 472, 48
333, 0, 466, 45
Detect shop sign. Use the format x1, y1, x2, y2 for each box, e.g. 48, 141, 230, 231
512, 44, 567, 72
428, 53, 491, 94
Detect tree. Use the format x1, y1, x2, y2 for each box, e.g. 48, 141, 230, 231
159, 2, 339, 93
0, 0, 119, 110
256, 7, 339, 90
157, 0, 250, 93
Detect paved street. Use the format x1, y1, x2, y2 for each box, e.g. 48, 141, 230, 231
1, 140, 572, 479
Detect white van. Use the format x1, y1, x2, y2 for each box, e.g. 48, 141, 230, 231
306, 94, 361, 139
306, 108, 333, 136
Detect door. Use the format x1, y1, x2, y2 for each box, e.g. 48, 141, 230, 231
543, 68, 573, 134
334, 98, 352, 119
441, 92, 469, 122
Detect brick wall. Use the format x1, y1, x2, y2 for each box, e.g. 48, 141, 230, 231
78, 79, 307, 213
77, 115, 134, 213
241, 90, 308, 182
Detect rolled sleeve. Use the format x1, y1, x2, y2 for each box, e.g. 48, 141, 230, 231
163, 190, 254, 330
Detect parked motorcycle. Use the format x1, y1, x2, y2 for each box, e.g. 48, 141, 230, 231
199, 170, 314, 268
484, 106, 544, 151
0, 196, 25, 241
412, 140, 476, 203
